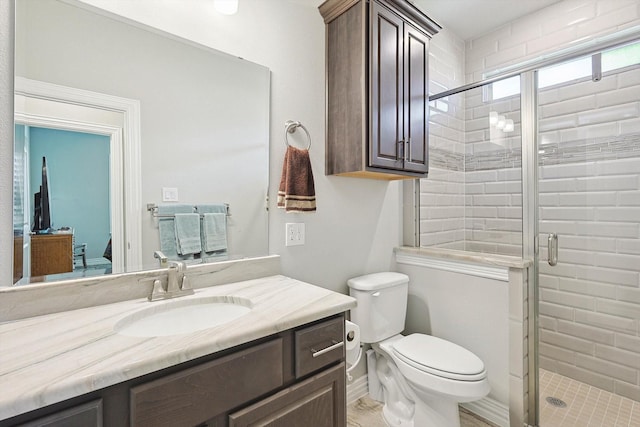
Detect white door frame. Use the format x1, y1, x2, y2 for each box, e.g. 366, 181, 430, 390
14, 77, 142, 273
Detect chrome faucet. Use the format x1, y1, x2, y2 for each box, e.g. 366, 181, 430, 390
149, 260, 193, 301
154, 250, 169, 268
167, 261, 186, 293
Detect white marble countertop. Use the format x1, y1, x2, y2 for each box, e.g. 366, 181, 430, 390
395, 246, 533, 269
0, 275, 356, 421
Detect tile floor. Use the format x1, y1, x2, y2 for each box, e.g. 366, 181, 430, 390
539, 369, 640, 427
347, 395, 497, 427
347, 370, 640, 427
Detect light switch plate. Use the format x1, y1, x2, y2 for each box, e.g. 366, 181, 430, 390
285, 223, 305, 246
162, 187, 179, 202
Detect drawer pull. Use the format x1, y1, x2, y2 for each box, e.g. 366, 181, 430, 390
310, 340, 344, 358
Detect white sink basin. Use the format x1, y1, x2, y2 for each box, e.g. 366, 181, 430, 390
115, 296, 252, 337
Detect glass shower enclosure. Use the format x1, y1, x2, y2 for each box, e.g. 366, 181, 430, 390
533, 44, 640, 425
423, 39, 640, 426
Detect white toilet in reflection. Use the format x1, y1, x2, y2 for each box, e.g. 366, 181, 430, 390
348, 272, 490, 427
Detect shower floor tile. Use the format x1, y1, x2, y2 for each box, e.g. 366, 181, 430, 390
540, 369, 640, 426
347, 395, 497, 427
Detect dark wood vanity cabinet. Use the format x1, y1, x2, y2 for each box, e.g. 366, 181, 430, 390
229, 363, 345, 427
319, 0, 440, 180
4, 314, 346, 427
130, 339, 286, 426
18, 400, 102, 427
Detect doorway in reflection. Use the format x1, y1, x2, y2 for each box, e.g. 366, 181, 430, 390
13, 125, 111, 283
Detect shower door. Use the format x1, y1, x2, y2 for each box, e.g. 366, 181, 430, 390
534, 44, 640, 425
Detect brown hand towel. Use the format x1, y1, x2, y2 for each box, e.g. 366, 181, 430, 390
277, 146, 316, 212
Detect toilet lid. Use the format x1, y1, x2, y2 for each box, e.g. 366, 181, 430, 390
392, 334, 486, 381
347, 272, 409, 291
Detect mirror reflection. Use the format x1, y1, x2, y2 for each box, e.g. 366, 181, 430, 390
12, 0, 270, 285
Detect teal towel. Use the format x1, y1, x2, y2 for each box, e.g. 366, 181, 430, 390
174, 213, 202, 256
196, 204, 227, 214
202, 251, 229, 263
196, 204, 228, 262
201, 213, 227, 252
158, 204, 195, 261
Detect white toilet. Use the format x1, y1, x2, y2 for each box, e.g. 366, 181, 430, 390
348, 272, 490, 427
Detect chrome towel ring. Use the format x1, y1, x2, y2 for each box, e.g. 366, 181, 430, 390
284, 120, 311, 150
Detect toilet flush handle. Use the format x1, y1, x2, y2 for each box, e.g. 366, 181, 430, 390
372, 292, 381, 297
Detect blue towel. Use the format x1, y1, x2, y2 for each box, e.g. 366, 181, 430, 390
174, 213, 202, 255
158, 204, 195, 261
202, 251, 229, 263
201, 213, 227, 252
196, 204, 227, 214
195, 204, 228, 262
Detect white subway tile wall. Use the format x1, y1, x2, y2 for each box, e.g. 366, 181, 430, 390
423, 0, 640, 405
429, 27, 465, 94
537, 69, 640, 402
465, 0, 640, 84
421, 83, 523, 256
423, 27, 468, 250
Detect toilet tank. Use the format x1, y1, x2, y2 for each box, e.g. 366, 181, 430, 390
347, 272, 409, 343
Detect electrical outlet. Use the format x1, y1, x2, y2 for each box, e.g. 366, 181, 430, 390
285, 223, 305, 246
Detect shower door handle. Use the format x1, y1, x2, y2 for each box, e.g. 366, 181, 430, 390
547, 233, 558, 266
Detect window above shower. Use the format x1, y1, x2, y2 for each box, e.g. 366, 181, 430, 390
489, 41, 640, 102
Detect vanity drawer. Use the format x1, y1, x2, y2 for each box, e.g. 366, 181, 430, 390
294, 316, 344, 378
130, 338, 283, 427
18, 400, 102, 427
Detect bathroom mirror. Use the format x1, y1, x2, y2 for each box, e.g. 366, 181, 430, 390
11, 0, 270, 285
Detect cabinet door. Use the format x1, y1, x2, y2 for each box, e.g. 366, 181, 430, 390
19, 400, 102, 427
229, 363, 346, 427
370, 1, 404, 171
403, 24, 429, 174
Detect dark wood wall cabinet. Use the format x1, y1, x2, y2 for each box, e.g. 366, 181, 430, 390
3, 314, 346, 427
319, 0, 440, 180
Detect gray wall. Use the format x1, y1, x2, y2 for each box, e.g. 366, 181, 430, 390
69, 0, 404, 294
16, 0, 270, 270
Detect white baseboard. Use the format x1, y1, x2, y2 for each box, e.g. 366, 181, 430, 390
461, 396, 509, 427
346, 374, 369, 404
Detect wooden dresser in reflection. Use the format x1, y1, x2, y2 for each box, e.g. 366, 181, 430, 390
31, 233, 74, 277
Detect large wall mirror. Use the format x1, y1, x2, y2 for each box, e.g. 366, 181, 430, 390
11, 0, 270, 285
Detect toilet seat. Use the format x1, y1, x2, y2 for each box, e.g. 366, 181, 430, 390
392, 334, 486, 382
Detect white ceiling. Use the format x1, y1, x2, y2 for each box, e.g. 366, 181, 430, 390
412, 0, 564, 40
